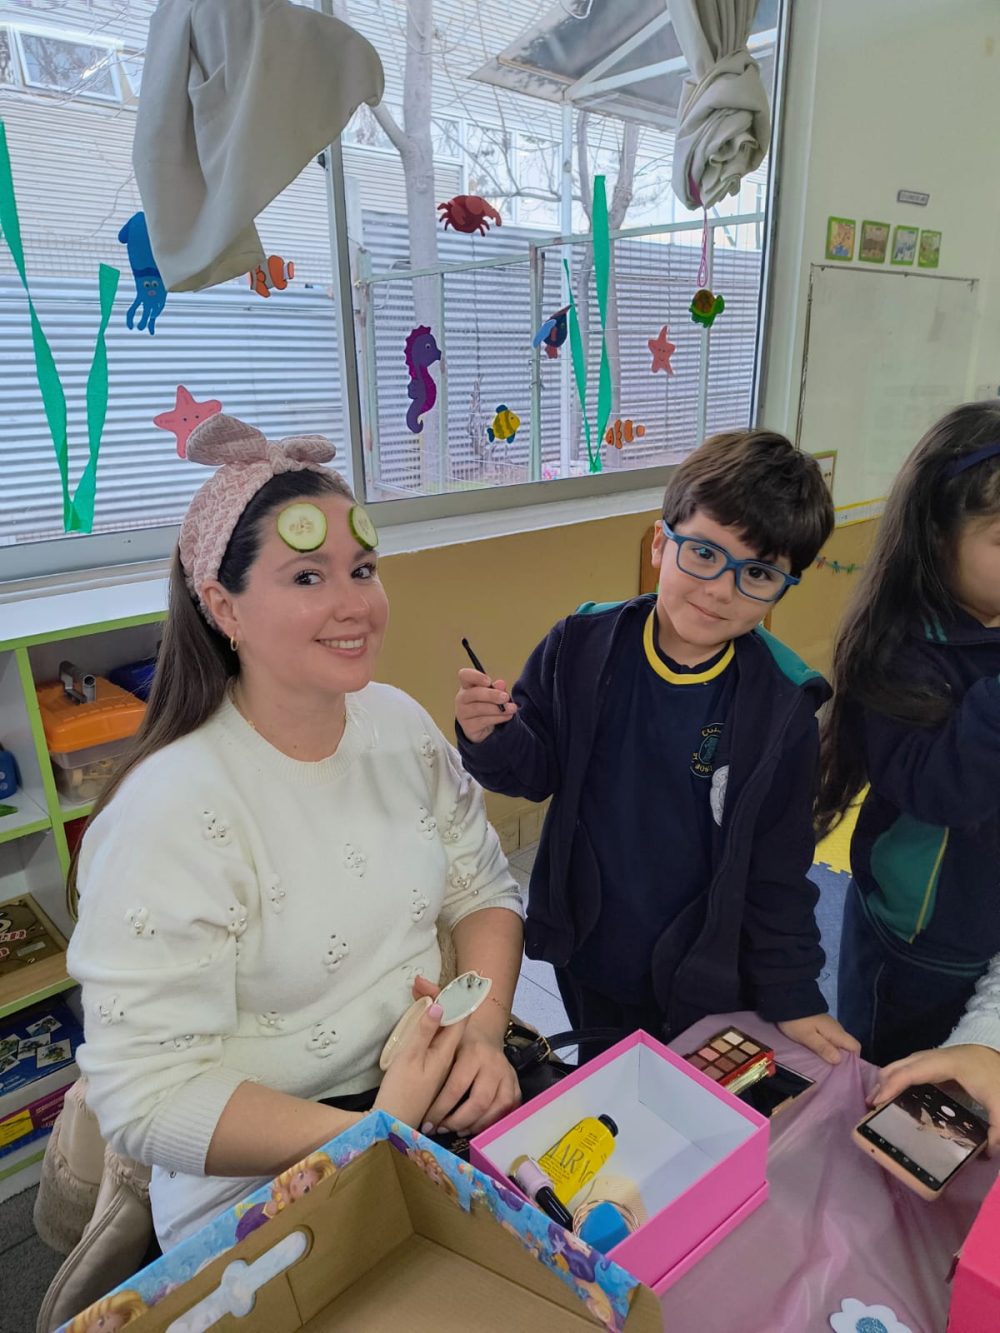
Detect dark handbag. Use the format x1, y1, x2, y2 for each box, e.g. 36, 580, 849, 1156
503, 1019, 627, 1101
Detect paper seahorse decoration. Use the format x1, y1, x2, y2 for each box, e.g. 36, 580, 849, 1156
404, 325, 442, 435
117, 211, 167, 335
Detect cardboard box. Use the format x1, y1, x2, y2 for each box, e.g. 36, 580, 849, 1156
472, 1030, 769, 1293
949, 1174, 1000, 1331
58, 1112, 661, 1333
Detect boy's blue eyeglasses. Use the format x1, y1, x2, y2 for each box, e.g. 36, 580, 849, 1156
661, 523, 800, 604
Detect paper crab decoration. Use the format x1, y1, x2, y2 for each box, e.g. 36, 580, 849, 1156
437, 195, 503, 235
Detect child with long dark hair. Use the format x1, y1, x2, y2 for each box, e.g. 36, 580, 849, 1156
816, 401, 1000, 1066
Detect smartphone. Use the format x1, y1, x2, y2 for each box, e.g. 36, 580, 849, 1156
853, 1082, 988, 1200
739, 1063, 815, 1118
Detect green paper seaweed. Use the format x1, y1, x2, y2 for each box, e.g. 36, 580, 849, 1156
564, 174, 613, 474
0, 120, 120, 532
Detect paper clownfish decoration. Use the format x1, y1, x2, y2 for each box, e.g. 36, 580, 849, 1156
248, 255, 295, 298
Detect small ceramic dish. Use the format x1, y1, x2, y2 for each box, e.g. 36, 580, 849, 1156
379, 971, 493, 1070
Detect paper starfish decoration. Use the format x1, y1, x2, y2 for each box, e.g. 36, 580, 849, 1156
153, 385, 223, 458
647, 325, 676, 374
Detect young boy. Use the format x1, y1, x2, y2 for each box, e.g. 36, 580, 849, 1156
455, 430, 859, 1064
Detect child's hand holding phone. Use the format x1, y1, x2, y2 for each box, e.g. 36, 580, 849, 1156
456, 639, 518, 743
871, 1044, 1000, 1152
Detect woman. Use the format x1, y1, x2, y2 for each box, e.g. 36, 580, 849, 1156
68, 412, 524, 1250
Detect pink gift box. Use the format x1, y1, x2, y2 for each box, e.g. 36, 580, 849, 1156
472, 1030, 769, 1293
950, 1174, 1000, 1332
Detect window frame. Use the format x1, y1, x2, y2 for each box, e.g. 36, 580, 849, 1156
12, 25, 124, 104
0, 0, 791, 582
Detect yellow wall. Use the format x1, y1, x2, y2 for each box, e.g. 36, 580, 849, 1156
376, 508, 878, 847
377, 507, 657, 847
769, 519, 877, 677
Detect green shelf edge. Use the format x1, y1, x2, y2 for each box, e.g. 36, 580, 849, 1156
0, 609, 166, 653
0, 973, 76, 1023
0, 816, 51, 847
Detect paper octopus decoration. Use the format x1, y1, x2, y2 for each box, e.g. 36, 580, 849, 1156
117, 211, 166, 335
437, 195, 503, 235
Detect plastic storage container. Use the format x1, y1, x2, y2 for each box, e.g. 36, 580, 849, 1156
36, 677, 146, 802
107, 656, 158, 702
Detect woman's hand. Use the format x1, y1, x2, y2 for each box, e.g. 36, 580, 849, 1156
373, 1000, 468, 1131
871, 1044, 1000, 1152
455, 668, 517, 744
778, 1013, 861, 1065
411, 976, 521, 1136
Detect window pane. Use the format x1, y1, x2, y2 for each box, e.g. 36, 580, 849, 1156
339, 0, 778, 504
0, 28, 17, 85
1, 3, 346, 552
19, 33, 118, 100
119, 53, 143, 97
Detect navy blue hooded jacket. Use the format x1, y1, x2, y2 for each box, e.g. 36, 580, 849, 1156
457, 595, 830, 1038
851, 613, 1000, 974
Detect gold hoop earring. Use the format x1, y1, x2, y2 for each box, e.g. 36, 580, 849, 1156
229, 637, 239, 653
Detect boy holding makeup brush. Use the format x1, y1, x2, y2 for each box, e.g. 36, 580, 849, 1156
455, 430, 859, 1064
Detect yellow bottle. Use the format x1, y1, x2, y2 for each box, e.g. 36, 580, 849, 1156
537, 1114, 618, 1205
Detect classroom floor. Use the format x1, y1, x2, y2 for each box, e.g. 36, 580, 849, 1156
3, 828, 856, 1331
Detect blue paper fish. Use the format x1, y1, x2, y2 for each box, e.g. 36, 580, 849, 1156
532, 305, 569, 360
487, 405, 520, 444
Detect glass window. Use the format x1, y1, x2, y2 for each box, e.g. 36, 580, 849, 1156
1, 4, 347, 555
1, 0, 782, 569
17, 31, 120, 102
0, 28, 18, 85
338, 0, 779, 504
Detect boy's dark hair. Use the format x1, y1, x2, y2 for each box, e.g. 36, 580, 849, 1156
661, 430, 835, 577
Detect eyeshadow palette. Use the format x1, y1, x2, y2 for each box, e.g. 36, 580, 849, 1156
684, 1027, 775, 1096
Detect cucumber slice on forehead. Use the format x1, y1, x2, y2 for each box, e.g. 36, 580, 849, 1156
277, 502, 327, 552
349, 505, 378, 550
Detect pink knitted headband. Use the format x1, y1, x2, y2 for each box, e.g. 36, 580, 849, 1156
178, 413, 338, 621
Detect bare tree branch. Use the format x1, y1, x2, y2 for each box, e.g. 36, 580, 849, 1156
371, 101, 409, 156
577, 111, 593, 220
609, 122, 639, 229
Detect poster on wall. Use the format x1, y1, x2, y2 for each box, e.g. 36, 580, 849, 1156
918, 230, 942, 268
859, 221, 890, 264
825, 216, 856, 261
890, 226, 918, 266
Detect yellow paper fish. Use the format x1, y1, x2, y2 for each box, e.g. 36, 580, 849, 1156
488, 405, 520, 444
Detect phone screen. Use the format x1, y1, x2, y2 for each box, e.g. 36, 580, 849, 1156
739, 1063, 814, 1117
858, 1083, 987, 1190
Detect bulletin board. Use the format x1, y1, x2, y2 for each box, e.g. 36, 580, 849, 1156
795, 264, 979, 515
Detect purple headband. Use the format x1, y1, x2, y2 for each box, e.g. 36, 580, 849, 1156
943, 441, 1000, 479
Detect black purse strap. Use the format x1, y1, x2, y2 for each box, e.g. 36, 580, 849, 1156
504, 1021, 628, 1071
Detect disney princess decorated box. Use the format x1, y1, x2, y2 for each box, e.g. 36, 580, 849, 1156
57, 1111, 661, 1333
